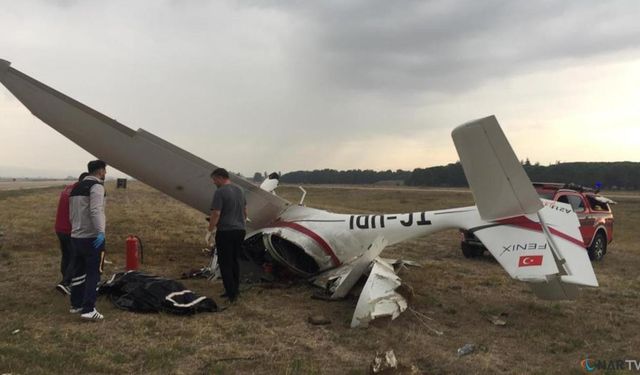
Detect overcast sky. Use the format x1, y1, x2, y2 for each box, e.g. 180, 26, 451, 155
1, 0, 639, 178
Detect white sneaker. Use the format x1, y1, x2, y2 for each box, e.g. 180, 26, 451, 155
69, 307, 83, 314
80, 309, 104, 321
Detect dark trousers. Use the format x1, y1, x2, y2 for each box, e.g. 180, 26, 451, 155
70, 237, 105, 313
56, 232, 75, 286
215, 230, 245, 299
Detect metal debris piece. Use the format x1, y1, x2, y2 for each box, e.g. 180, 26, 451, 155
370, 350, 398, 374
457, 343, 475, 357
488, 315, 507, 326
307, 315, 331, 325
11, 329, 20, 335
312, 236, 388, 299
351, 259, 408, 328
381, 258, 422, 273
395, 283, 415, 303
409, 308, 444, 336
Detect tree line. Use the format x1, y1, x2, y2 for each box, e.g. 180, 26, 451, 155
280, 169, 411, 185
274, 161, 640, 189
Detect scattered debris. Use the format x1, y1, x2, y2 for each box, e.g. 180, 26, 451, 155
370, 350, 398, 374
307, 315, 331, 325
209, 356, 258, 363
488, 314, 507, 326
181, 268, 211, 280
11, 329, 20, 335
313, 236, 388, 300
311, 292, 342, 301
395, 283, 415, 303
201, 248, 212, 256
351, 259, 408, 328
456, 343, 476, 357
381, 258, 422, 274
409, 308, 444, 336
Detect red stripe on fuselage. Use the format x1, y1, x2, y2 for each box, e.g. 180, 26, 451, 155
497, 216, 586, 249
273, 221, 341, 266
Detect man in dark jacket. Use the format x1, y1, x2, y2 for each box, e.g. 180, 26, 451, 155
69, 160, 107, 321
54, 172, 88, 295
206, 168, 247, 303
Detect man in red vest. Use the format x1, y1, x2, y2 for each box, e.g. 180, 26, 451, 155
54, 172, 88, 295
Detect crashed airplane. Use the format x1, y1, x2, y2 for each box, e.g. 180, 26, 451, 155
0, 59, 598, 327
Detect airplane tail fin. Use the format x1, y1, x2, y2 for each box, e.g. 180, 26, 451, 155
452, 116, 542, 221
452, 116, 598, 299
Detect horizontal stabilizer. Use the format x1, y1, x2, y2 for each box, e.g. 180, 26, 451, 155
528, 277, 580, 300
537, 202, 598, 288
472, 215, 560, 281
452, 116, 542, 220
471, 200, 598, 300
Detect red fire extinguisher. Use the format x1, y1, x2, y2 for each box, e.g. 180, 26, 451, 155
126, 235, 143, 271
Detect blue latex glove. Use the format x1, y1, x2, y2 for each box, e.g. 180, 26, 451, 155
93, 233, 105, 249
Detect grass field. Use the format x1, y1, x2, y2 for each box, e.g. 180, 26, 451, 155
1, 182, 639, 374
0, 180, 71, 191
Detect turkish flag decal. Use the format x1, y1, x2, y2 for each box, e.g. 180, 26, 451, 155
518, 255, 543, 267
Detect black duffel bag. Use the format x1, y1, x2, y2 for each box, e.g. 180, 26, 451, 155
99, 271, 218, 315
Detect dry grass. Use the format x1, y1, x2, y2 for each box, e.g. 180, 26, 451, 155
0, 180, 70, 191
0, 182, 639, 374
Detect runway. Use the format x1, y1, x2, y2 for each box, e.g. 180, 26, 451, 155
0, 180, 69, 191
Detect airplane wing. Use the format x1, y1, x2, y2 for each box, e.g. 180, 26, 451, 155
0, 59, 290, 231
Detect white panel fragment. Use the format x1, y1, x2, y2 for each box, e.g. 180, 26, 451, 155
259, 178, 279, 193
312, 236, 388, 299
351, 259, 408, 328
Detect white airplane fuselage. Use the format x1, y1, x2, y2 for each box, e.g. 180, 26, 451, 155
254, 203, 482, 277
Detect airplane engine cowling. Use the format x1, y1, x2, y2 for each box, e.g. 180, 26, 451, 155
261, 226, 336, 276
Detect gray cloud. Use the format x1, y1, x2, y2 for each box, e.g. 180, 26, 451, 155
264, 0, 640, 93
1, 1, 639, 177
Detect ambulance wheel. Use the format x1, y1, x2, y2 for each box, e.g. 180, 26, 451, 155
588, 232, 606, 261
